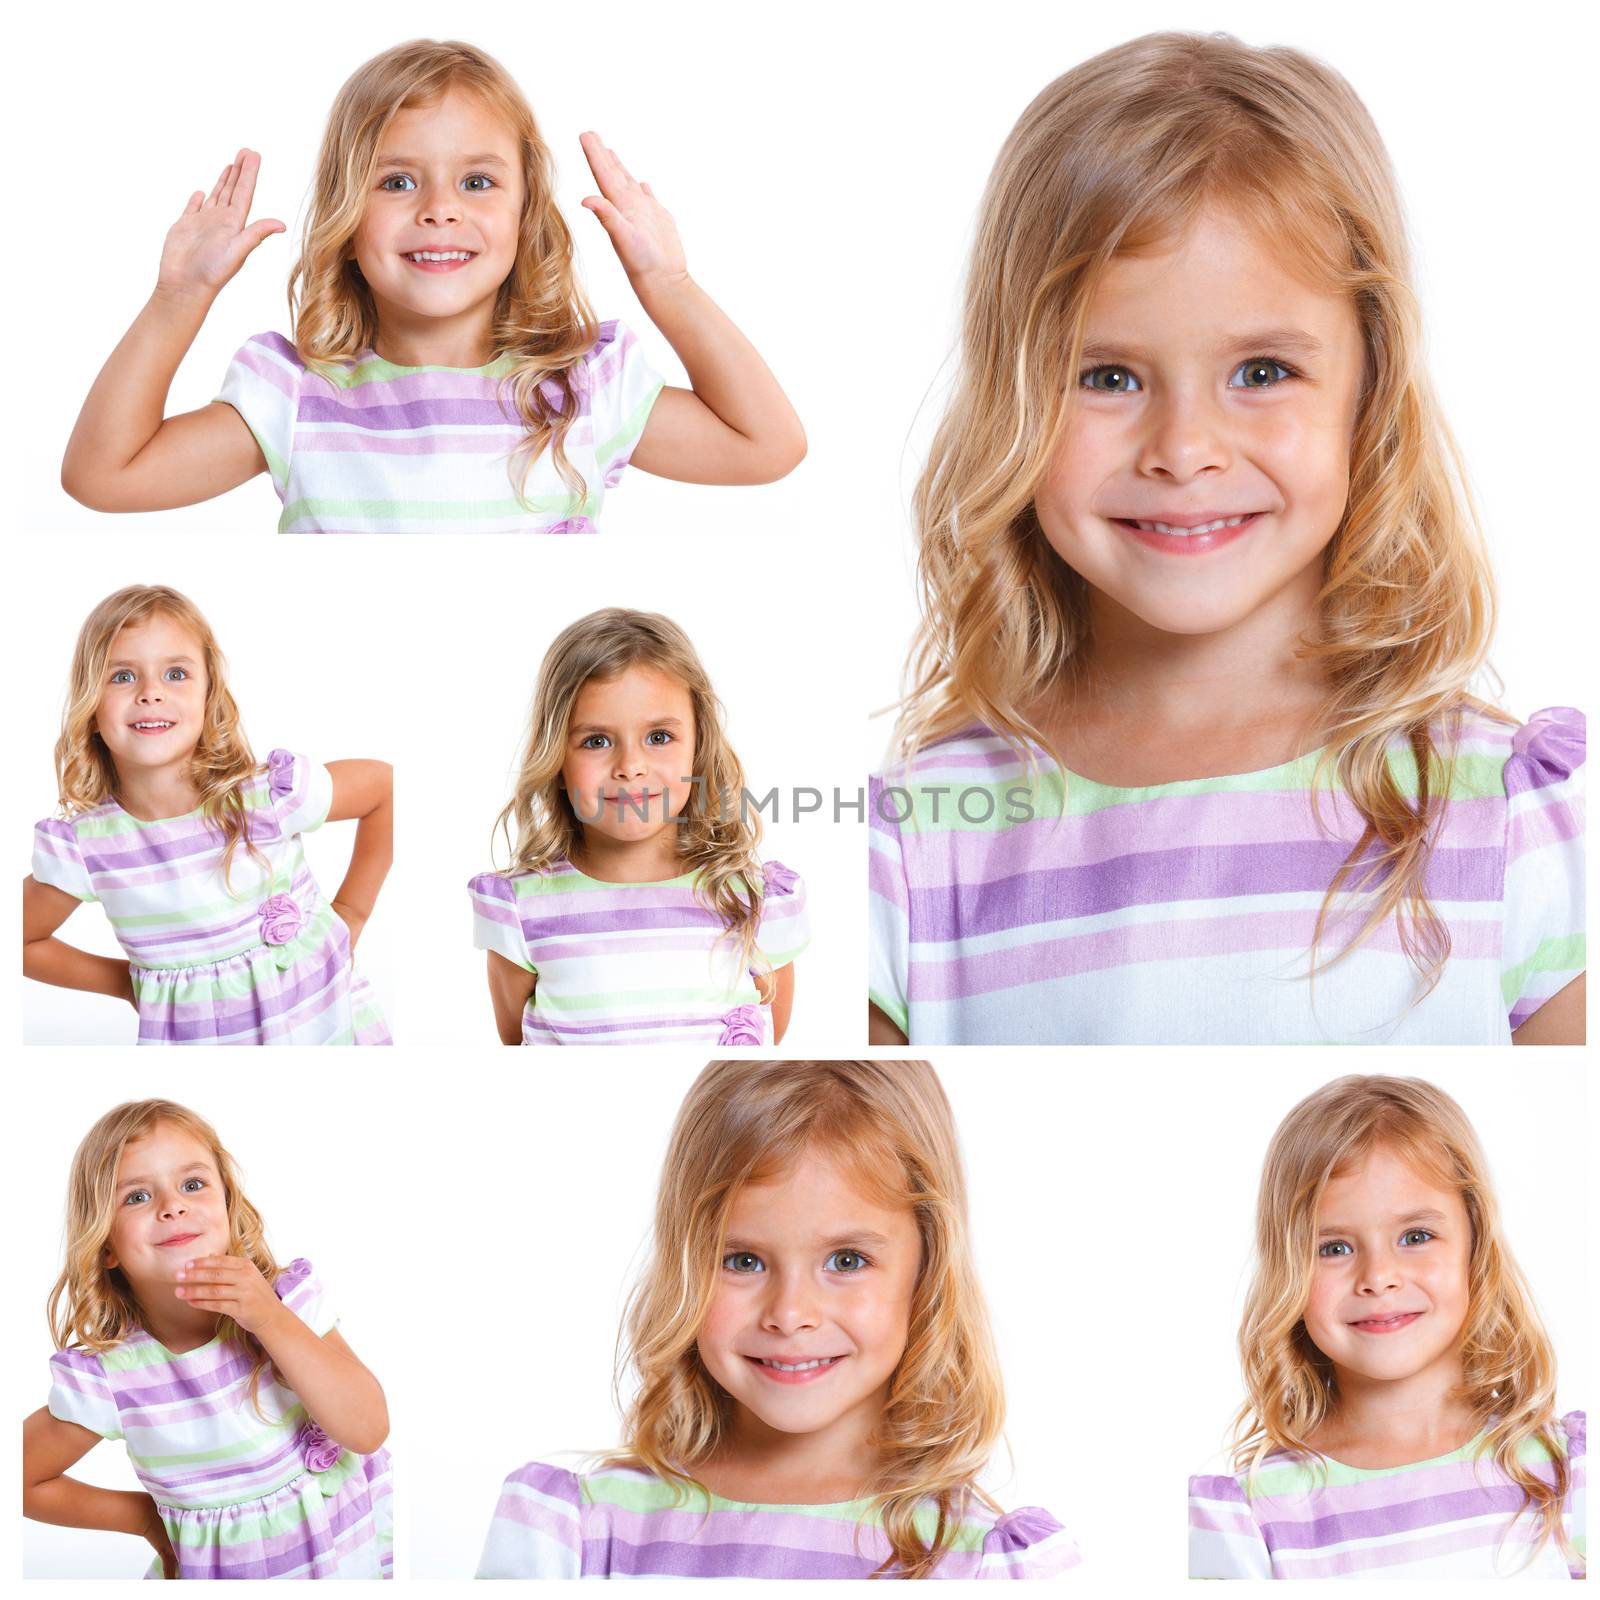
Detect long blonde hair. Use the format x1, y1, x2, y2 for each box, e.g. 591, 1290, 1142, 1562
612, 1060, 1006, 1579
48, 1101, 281, 1400
1234, 1075, 1574, 1562
56, 585, 261, 881
290, 39, 598, 496
492, 609, 767, 971
898, 31, 1504, 995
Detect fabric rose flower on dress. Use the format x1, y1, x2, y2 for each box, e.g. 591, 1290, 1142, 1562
259, 893, 303, 946
718, 1003, 765, 1046
267, 747, 298, 800
762, 860, 799, 896
297, 1418, 343, 1475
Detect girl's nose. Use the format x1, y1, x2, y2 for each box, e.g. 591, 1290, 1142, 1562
159, 1193, 186, 1220
1137, 386, 1232, 484
1356, 1249, 1402, 1295
418, 181, 463, 227
760, 1271, 821, 1335
137, 681, 164, 703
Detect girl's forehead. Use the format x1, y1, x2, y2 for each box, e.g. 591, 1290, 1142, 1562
1319, 1142, 1462, 1214
108, 612, 205, 661
386, 85, 521, 156
116, 1122, 216, 1177
574, 664, 693, 714
733, 1145, 912, 1226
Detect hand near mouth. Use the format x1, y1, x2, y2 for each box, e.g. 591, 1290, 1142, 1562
579, 132, 687, 290
172, 1254, 284, 1336
157, 148, 286, 303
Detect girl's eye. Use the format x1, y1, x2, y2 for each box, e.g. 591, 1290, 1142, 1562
1318, 1240, 1353, 1258
379, 173, 417, 192
123, 1189, 150, 1206
1229, 357, 1295, 390
723, 1251, 764, 1274
1080, 365, 1141, 394
462, 173, 495, 192
1400, 1228, 1435, 1247
181, 1177, 207, 1194
580, 734, 611, 750
825, 1250, 868, 1273
110, 669, 135, 686
163, 667, 188, 682
644, 730, 673, 747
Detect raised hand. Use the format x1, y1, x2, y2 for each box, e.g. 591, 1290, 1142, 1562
579, 132, 687, 288
157, 149, 285, 302
173, 1255, 285, 1336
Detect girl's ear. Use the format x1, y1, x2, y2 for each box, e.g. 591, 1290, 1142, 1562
102, 1243, 120, 1272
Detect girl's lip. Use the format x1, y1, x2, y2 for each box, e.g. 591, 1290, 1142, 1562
1113, 511, 1262, 555
1348, 1311, 1424, 1334
129, 721, 176, 736
157, 1232, 200, 1248
401, 250, 478, 273
744, 1354, 846, 1385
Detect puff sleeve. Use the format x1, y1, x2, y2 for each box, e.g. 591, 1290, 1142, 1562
477, 1460, 584, 1578
47, 1348, 121, 1440
264, 749, 334, 841
1501, 708, 1585, 1031
584, 320, 664, 487
975, 1506, 1082, 1579
215, 332, 305, 499
32, 817, 96, 902
1188, 1473, 1272, 1579
469, 873, 535, 972
755, 859, 810, 971
272, 1257, 338, 1337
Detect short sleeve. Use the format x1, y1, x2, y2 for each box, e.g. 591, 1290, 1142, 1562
477, 1460, 584, 1579
1188, 1473, 1272, 1579
265, 750, 334, 841
1501, 708, 1585, 1031
32, 817, 96, 902
1560, 1410, 1586, 1578
868, 774, 911, 1037
584, 320, 664, 487
216, 332, 304, 498
470, 873, 536, 972
976, 1506, 1082, 1579
755, 860, 810, 970
273, 1257, 337, 1337
47, 1348, 121, 1440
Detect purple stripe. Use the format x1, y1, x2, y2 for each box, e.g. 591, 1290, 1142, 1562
584, 1534, 884, 1580
234, 341, 298, 400
296, 395, 520, 429
137, 941, 348, 1042
298, 428, 514, 455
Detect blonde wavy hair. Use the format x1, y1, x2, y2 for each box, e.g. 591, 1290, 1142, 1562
48, 1100, 281, 1403
897, 31, 1506, 996
492, 608, 767, 972
56, 585, 262, 882
290, 39, 598, 496
1233, 1075, 1576, 1565
609, 1060, 1007, 1579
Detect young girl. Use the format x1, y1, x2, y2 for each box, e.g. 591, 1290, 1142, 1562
868, 31, 1584, 1046
477, 1059, 1079, 1579
23, 1099, 392, 1579
24, 584, 392, 1045
1188, 1075, 1584, 1580
61, 39, 804, 533
469, 608, 808, 1046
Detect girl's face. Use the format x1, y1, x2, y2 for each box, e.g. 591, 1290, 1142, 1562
697, 1150, 922, 1446
1303, 1144, 1472, 1389
351, 87, 525, 337
561, 666, 698, 849
1035, 202, 1366, 641
93, 613, 209, 778
104, 1122, 229, 1296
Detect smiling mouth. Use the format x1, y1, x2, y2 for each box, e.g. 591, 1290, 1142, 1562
130, 720, 176, 734
746, 1355, 846, 1384
1348, 1311, 1424, 1334
402, 250, 478, 269
1111, 513, 1263, 555
157, 1232, 200, 1248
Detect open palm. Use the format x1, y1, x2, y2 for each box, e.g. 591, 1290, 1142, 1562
158, 148, 284, 298
579, 132, 686, 285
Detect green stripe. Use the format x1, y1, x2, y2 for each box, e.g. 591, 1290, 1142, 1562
1501, 933, 1586, 1006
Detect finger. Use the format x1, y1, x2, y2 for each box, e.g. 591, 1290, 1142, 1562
203, 164, 232, 209
578, 131, 615, 192
607, 147, 640, 189
581, 195, 627, 237
237, 218, 287, 258
181, 189, 205, 217
640, 181, 657, 200
230, 149, 261, 214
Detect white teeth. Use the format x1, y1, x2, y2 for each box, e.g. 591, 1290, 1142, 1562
132, 721, 174, 729
760, 1357, 837, 1372
406, 250, 474, 262
1131, 515, 1251, 536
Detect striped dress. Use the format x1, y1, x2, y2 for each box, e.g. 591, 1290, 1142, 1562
31, 750, 390, 1046
468, 858, 810, 1045
216, 321, 663, 534
478, 1461, 1081, 1579
47, 1260, 393, 1581
1188, 1412, 1586, 1579
868, 708, 1584, 1044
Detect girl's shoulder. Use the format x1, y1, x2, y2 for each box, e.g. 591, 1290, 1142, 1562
1553, 1408, 1586, 1460
1437, 704, 1584, 799
874, 723, 1015, 787
226, 330, 310, 387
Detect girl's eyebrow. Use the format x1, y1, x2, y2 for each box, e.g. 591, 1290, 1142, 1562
1078, 327, 1326, 365
376, 152, 510, 168
118, 1162, 214, 1187
1317, 1208, 1448, 1236
571, 715, 687, 734
106, 656, 199, 669
723, 1230, 893, 1251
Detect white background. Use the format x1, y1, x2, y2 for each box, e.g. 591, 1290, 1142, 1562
4, 0, 1595, 1593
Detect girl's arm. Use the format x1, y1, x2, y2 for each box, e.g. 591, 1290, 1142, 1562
22, 878, 135, 1007
173, 1259, 389, 1454
23, 1408, 177, 1578
486, 950, 537, 1045
756, 963, 797, 1044
867, 1001, 909, 1046
1511, 972, 1586, 1046
61, 150, 283, 512
324, 761, 393, 954
580, 134, 806, 486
